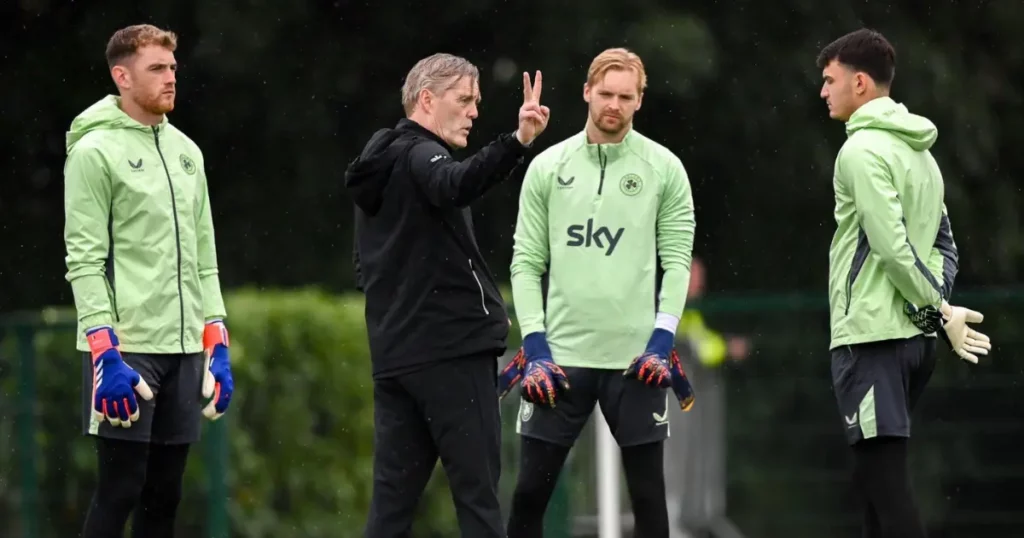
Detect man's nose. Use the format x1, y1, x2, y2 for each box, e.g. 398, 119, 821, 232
467, 104, 478, 119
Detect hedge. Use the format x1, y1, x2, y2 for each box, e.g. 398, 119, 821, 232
0, 286, 528, 538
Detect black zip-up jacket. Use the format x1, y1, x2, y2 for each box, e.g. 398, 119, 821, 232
344, 118, 529, 378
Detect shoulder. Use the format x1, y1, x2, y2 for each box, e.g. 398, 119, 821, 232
406, 135, 453, 167
528, 132, 586, 174
627, 130, 686, 175
836, 132, 890, 174
66, 130, 118, 170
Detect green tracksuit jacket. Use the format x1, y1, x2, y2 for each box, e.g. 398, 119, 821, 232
828, 97, 958, 350
63, 95, 226, 354
510, 128, 696, 370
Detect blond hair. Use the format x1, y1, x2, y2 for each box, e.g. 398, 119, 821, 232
106, 24, 177, 67
401, 53, 479, 115
587, 48, 647, 93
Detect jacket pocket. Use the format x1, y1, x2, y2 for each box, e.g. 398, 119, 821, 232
468, 259, 490, 315
845, 229, 871, 316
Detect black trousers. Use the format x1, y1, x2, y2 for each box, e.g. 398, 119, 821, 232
365, 354, 503, 538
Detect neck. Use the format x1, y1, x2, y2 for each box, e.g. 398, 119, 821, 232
408, 111, 443, 138
585, 117, 629, 144
120, 95, 163, 126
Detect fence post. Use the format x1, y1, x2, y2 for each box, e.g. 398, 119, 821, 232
16, 326, 39, 538
206, 416, 229, 537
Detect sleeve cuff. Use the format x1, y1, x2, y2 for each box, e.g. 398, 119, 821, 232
654, 312, 681, 334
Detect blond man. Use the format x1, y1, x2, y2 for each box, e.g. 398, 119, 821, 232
499, 48, 696, 537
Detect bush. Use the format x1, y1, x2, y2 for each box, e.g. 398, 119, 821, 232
0, 287, 474, 538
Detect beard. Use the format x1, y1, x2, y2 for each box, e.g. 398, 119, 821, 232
591, 109, 629, 136
137, 89, 175, 116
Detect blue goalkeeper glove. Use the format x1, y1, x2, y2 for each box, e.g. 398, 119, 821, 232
86, 326, 154, 428
201, 319, 234, 420
624, 328, 695, 411
498, 332, 570, 408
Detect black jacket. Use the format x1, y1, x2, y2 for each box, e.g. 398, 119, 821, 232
345, 118, 529, 378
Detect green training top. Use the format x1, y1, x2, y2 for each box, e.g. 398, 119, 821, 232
64, 95, 226, 354
510, 128, 696, 370
828, 96, 958, 350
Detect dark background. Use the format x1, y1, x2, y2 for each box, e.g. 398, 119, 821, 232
1, 1, 1022, 537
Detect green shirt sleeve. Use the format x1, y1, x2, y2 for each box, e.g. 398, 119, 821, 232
510, 159, 550, 336
840, 145, 943, 308
195, 161, 227, 321
63, 144, 115, 331
655, 156, 696, 317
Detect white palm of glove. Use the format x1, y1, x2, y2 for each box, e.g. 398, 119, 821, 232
940, 301, 993, 364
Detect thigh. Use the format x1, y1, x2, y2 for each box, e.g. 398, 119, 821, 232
150, 353, 204, 445
405, 356, 502, 482
599, 369, 670, 448
366, 376, 439, 536
831, 339, 915, 446
82, 352, 159, 443
515, 366, 599, 448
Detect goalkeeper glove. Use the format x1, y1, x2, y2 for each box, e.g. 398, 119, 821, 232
86, 326, 154, 428
624, 328, 695, 411
499, 332, 570, 408
905, 301, 992, 364
201, 319, 235, 420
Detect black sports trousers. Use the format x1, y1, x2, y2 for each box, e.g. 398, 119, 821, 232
365, 353, 503, 538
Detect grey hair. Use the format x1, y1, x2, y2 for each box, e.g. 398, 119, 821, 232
401, 53, 479, 115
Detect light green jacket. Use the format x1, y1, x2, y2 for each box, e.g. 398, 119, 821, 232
64, 95, 226, 354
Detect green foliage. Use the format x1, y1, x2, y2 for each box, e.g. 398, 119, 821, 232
0, 288, 462, 538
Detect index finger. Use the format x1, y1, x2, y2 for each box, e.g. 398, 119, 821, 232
532, 70, 542, 102
523, 71, 533, 104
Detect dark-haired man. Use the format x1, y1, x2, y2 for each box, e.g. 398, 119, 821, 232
65, 24, 234, 537
817, 28, 991, 537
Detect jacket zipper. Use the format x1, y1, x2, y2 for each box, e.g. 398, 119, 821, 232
153, 126, 187, 354
597, 145, 607, 195
469, 259, 490, 315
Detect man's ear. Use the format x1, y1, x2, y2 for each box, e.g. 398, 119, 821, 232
583, 83, 591, 104
418, 88, 433, 114
110, 65, 131, 90
636, 92, 644, 111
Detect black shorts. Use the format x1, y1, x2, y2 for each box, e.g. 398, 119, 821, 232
515, 366, 670, 448
830, 335, 937, 446
81, 352, 204, 444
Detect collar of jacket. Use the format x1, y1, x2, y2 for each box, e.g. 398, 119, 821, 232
395, 118, 454, 152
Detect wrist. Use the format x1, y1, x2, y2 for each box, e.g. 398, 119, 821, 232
522, 332, 550, 360
654, 312, 680, 334
203, 320, 230, 349
514, 129, 532, 147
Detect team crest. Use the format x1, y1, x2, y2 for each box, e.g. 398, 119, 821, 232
519, 400, 534, 422
620, 173, 643, 196
179, 154, 197, 175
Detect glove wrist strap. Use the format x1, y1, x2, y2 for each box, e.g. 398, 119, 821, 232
86, 327, 118, 361
203, 321, 230, 349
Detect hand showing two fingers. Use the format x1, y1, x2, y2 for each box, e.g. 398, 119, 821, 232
517, 70, 550, 145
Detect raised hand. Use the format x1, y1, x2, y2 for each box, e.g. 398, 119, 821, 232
516, 70, 550, 145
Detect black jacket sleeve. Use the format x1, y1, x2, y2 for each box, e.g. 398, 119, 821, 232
407, 132, 528, 208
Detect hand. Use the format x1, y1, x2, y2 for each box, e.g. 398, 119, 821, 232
905, 301, 993, 364
624, 328, 695, 411
515, 71, 550, 146
202, 320, 235, 420
86, 326, 154, 428
498, 332, 570, 407
624, 329, 675, 388
939, 301, 992, 364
